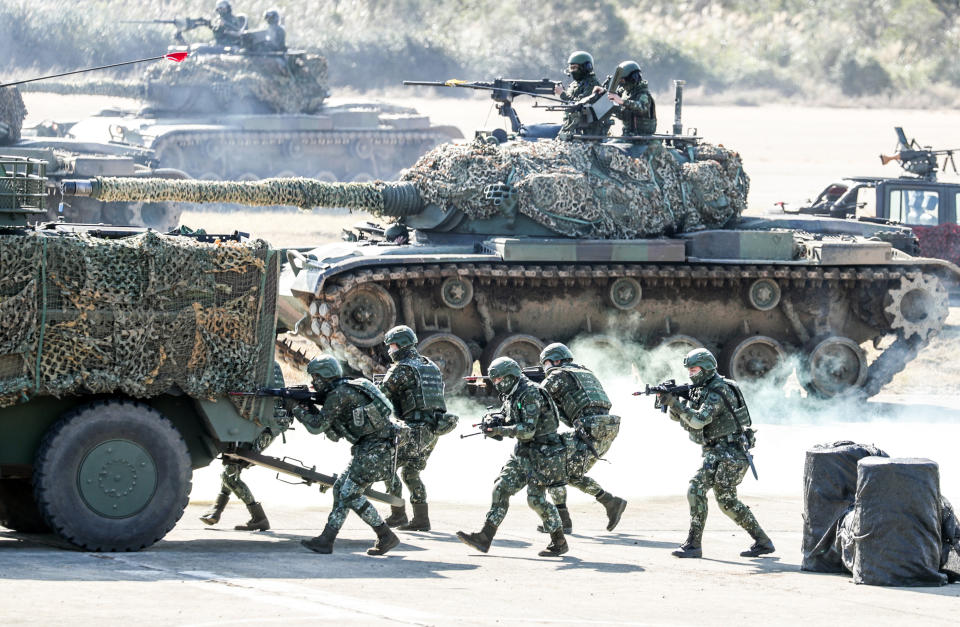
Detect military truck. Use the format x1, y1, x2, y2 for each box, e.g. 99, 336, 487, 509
63, 124, 960, 401
1, 85, 184, 230
0, 155, 400, 551
25, 49, 461, 182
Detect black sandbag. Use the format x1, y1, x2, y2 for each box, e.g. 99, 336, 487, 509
847, 457, 947, 586
802, 441, 887, 572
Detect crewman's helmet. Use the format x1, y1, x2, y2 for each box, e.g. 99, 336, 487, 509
488, 357, 523, 395
540, 342, 573, 367
618, 60, 642, 84
683, 348, 717, 385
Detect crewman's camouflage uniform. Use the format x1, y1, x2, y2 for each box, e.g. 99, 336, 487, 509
615, 81, 656, 136
558, 74, 607, 139
212, 6, 246, 46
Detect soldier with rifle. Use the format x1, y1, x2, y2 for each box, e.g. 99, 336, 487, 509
554, 51, 611, 140
649, 348, 774, 559
378, 325, 458, 532
605, 60, 657, 137
457, 357, 571, 557
294, 356, 402, 556
211, 0, 247, 47
537, 343, 627, 534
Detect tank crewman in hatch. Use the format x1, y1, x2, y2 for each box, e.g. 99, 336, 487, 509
457, 357, 571, 557
538, 343, 627, 535
295, 356, 402, 556
607, 61, 657, 137
211, 0, 247, 46
553, 50, 609, 140
241, 8, 287, 53
199, 363, 289, 531
656, 348, 775, 559
379, 325, 458, 532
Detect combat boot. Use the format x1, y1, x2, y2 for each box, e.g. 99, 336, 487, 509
367, 522, 400, 556
672, 530, 703, 558
301, 524, 338, 554
537, 505, 573, 534
597, 491, 627, 531
199, 492, 229, 526
234, 502, 270, 531
538, 528, 569, 557
740, 530, 776, 557
456, 521, 498, 553
384, 505, 408, 528
398, 503, 430, 532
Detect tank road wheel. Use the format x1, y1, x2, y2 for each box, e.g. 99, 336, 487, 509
722, 335, 787, 383
439, 276, 474, 309
883, 273, 949, 341
156, 144, 187, 172
314, 171, 338, 182
482, 334, 545, 370
658, 334, 704, 356
801, 336, 868, 399
351, 172, 374, 183
33, 400, 191, 551
0, 478, 50, 533
608, 277, 642, 310
136, 202, 180, 232
419, 333, 473, 393
746, 278, 781, 311
337, 283, 397, 347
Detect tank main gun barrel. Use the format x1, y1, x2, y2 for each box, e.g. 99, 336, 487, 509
61, 176, 425, 216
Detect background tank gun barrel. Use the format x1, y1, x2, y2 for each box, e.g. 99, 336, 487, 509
61, 176, 425, 215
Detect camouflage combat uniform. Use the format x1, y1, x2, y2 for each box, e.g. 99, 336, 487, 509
212, 12, 246, 46
299, 378, 398, 533
483, 378, 566, 533
558, 73, 607, 139
667, 374, 768, 548
615, 81, 657, 136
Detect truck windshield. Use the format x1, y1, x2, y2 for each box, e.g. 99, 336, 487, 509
888, 188, 939, 225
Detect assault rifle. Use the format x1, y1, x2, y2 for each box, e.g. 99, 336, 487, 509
403, 78, 563, 133
879, 126, 959, 181
461, 410, 509, 440
463, 366, 545, 396
121, 18, 212, 44
229, 385, 321, 404
633, 379, 693, 413
534, 90, 616, 129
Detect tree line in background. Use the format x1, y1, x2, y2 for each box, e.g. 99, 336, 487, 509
2, 0, 959, 103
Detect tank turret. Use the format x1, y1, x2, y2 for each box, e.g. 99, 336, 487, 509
63, 136, 959, 401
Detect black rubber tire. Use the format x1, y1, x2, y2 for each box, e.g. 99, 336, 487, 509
33, 400, 192, 551
0, 478, 50, 533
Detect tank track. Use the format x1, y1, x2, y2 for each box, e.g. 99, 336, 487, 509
305, 262, 945, 398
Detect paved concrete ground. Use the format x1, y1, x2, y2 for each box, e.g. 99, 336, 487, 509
1, 496, 957, 625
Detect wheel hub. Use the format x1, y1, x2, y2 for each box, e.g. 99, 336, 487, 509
78, 439, 158, 519
883, 273, 948, 341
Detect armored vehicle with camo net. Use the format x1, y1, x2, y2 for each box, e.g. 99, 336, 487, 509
24, 50, 461, 182
0, 156, 401, 551
62, 130, 960, 400
1, 85, 183, 230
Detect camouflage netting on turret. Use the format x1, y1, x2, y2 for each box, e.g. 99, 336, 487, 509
0, 231, 276, 414
144, 53, 329, 113
398, 138, 749, 237
0, 87, 27, 143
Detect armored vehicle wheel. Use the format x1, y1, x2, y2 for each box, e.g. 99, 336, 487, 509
802, 336, 868, 398
337, 283, 397, 347
33, 400, 191, 551
746, 278, 781, 311
419, 333, 473, 393
101, 203, 133, 225
137, 202, 180, 232
439, 276, 474, 309
608, 277, 642, 310
352, 172, 374, 182
722, 335, 787, 383
0, 478, 50, 533
482, 334, 545, 370
314, 171, 337, 182
657, 334, 704, 355
157, 145, 187, 171
883, 273, 949, 341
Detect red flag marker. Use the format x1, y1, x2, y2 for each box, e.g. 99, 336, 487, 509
0, 52, 190, 88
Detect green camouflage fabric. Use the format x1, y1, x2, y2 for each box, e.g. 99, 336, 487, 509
386, 423, 438, 504
0, 231, 274, 415
482, 377, 565, 531
667, 378, 765, 544
213, 12, 246, 46
616, 81, 656, 136
220, 430, 275, 505
0, 87, 26, 144
558, 74, 608, 138
297, 380, 396, 531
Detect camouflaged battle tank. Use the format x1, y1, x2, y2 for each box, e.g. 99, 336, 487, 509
62, 134, 960, 399
1, 85, 183, 230
26, 50, 461, 182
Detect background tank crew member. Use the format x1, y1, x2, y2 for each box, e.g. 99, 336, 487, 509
608, 60, 656, 136
554, 50, 609, 139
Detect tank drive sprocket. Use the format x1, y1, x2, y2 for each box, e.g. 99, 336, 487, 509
882, 272, 949, 342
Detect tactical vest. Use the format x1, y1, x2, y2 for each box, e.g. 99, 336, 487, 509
551, 365, 612, 421
394, 355, 446, 420
699, 376, 751, 443
618, 83, 657, 135
507, 380, 560, 442
340, 378, 394, 441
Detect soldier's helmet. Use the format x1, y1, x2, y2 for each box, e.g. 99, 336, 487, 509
683, 348, 718, 372
384, 325, 417, 349
264, 8, 280, 24
540, 342, 574, 366
567, 50, 594, 73
384, 223, 409, 243
215, 0, 232, 15
307, 355, 343, 380
618, 60, 642, 83
488, 356, 523, 381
